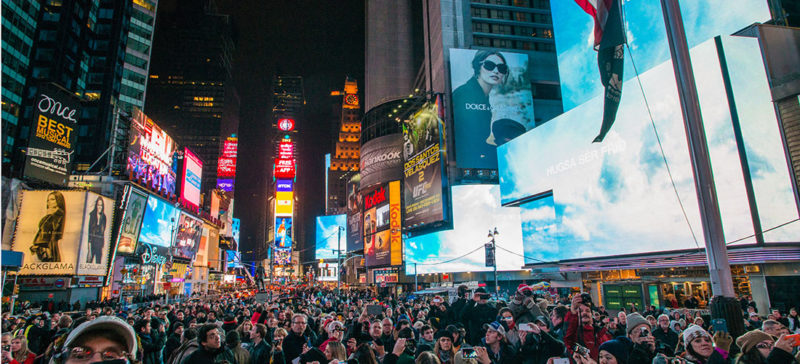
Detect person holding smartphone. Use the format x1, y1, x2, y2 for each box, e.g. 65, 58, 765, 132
460, 288, 499, 346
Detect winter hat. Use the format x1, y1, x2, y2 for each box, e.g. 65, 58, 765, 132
475, 287, 488, 295
735, 329, 773, 353
483, 321, 506, 336
435, 329, 454, 342
626, 313, 651, 336
517, 284, 532, 294
599, 339, 630, 364
683, 325, 712, 349
63, 316, 138, 356
658, 314, 670, 322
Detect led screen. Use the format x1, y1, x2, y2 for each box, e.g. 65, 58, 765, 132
346, 176, 363, 252
116, 187, 147, 255
403, 97, 446, 229
404, 185, 523, 274
226, 250, 242, 269
172, 213, 202, 260
275, 217, 292, 249
126, 109, 177, 195
449, 48, 534, 169
551, 0, 770, 110
181, 148, 203, 209
139, 195, 180, 248
363, 181, 402, 267
316, 214, 346, 260
232, 218, 240, 245
217, 138, 237, 178
274, 248, 291, 265
499, 36, 800, 264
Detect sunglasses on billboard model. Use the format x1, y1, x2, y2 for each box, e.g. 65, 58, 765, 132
481, 60, 508, 74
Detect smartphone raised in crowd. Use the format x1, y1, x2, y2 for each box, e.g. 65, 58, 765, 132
711, 319, 727, 333
553, 359, 570, 364
517, 323, 536, 332
461, 348, 477, 358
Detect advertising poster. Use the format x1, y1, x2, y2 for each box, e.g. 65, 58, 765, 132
116, 187, 147, 255
449, 48, 534, 169
12, 191, 87, 275
275, 191, 294, 216
275, 217, 292, 249
77, 194, 115, 275
359, 134, 403, 189
173, 213, 202, 260
389, 181, 403, 266
345, 176, 363, 252
217, 137, 237, 178
23, 84, 80, 185
367, 230, 391, 267
362, 183, 398, 267
273, 248, 291, 265
180, 148, 203, 209
195, 224, 211, 268
207, 227, 220, 270
402, 98, 445, 228
315, 214, 346, 260
126, 109, 177, 195
139, 195, 180, 250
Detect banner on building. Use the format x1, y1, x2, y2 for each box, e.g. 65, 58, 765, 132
23, 84, 80, 185
115, 186, 148, 255
126, 109, 178, 195
363, 181, 402, 267
172, 213, 202, 260
360, 134, 403, 189
346, 175, 362, 252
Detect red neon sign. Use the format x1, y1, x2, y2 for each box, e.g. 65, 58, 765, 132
278, 118, 295, 131
274, 159, 295, 179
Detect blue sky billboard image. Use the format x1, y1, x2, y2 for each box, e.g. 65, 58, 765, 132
316, 214, 346, 261
499, 36, 800, 264
139, 195, 180, 248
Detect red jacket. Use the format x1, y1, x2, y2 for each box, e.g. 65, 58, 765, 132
564, 311, 612, 360
11, 352, 36, 364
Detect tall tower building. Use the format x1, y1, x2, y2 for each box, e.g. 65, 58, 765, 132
364, 1, 417, 111
326, 77, 361, 215
1, 0, 40, 165
145, 0, 238, 200
118, 0, 159, 112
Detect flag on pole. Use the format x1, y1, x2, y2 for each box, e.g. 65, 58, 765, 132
575, 0, 627, 143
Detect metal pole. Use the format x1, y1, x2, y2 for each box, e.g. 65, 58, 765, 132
337, 227, 342, 293
414, 263, 418, 292
493, 235, 498, 297
660, 0, 734, 298
10, 274, 17, 315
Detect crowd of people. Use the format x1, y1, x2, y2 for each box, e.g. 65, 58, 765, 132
1, 284, 799, 364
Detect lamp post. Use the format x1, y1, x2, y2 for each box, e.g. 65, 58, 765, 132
488, 227, 499, 296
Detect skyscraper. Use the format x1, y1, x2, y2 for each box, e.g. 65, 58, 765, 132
364, 1, 417, 111
145, 0, 238, 201
326, 77, 361, 215
118, 0, 159, 112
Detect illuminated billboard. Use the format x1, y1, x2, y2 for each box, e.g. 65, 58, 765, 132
217, 137, 237, 178
276, 179, 293, 192
23, 84, 80, 185
139, 194, 180, 249
275, 217, 292, 249
363, 181, 402, 267
316, 214, 346, 260
231, 218, 240, 245
449, 48, 534, 169
346, 176, 363, 251
360, 134, 403, 189
12, 191, 115, 276
274, 248, 291, 265
180, 148, 203, 209
278, 118, 295, 131
274, 159, 296, 179
126, 109, 177, 195
404, 185, 523, 274
115, 186, 148, 255
498, 36, 800, 263
403, 96, 446, 229
275, 191, 294, 216
226, 250, 243, 269
172, 213, 202, 260
216, 179, 234, 192
278, 139, 294, 159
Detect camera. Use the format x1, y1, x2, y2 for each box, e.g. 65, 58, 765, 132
640, 326, 651, 337
580, 293, 593, 307
2, 345, 9, 352
574, 344, 590, 357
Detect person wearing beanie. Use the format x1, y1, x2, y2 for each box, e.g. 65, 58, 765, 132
508, 285, 550, 328
735, 330, 796, 364
626, 313, 657, 364
433, 330, 457, 364
653, 314, 679, 356
680, 325, 732, 364
597, 338, 630, 364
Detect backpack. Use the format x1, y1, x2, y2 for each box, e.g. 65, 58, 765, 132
166, 338, 198, 364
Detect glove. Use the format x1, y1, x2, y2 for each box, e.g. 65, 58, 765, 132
713, 332, 732, 352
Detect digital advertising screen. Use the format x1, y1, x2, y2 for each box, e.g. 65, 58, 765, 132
275, 217, 293, 249
275, 191, 294, 216
226, 250, 243, 269
360, 134, 403, 189
23, 84, 80, 186
217, 137, 237, 178
126, 109, 177, 195
274, 159, 296, 179
403, 96, 446, 229
172, 213, 203, 260
346, 175, 363, 252
12, 191, 115, 276
449, 48, 534, 169
138, 194, 180, 249
498, 35, 800, 264
231, 218, 240, 245
404, 185, 524, 275
180, 148, 203, 209
363, 181, 402, 267
316, 214, 346, 260
273, 248, 291, 265
116, 186, 148, 255
216, 179, 234, 192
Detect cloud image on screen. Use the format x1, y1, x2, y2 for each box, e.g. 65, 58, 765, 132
139, 195, 180, 248
316, 214, 346, 261
499, 36, 800, 264
404, 185, 524, 275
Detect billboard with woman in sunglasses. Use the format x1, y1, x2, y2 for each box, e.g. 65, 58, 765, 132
449, 49, 534, 169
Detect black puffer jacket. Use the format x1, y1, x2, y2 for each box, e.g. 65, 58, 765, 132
460, 301, 498, 345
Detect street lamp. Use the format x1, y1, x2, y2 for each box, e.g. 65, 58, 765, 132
488, 227, 499, 296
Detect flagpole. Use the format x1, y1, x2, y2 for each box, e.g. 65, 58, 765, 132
660, 0, 741, 336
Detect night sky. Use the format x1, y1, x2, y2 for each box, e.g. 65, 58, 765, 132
215, 0, 366, 260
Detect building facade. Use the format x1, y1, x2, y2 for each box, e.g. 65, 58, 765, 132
326, 77, 362, 215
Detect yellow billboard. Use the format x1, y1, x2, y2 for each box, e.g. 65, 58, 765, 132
275, 191, 294, 216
